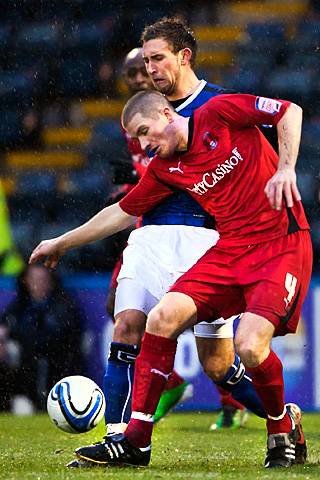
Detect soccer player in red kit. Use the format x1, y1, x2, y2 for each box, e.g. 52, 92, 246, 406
29, 91, 312, 468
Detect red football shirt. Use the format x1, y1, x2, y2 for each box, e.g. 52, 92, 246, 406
120, 94, 309, 246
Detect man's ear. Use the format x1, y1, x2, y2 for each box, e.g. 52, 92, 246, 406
162, 106, 175, 123
180, 47, 192, 65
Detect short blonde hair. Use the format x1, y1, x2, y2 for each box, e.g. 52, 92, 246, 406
121, 90, 174, 128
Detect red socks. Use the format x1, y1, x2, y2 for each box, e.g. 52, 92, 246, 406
247, 350, 292, 434
125, 332, 177, 447
217, 385, 244, 410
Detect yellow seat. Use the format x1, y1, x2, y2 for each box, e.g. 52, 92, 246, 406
43, 127, 91, 146
229, 1, 307, 19
82, 99, 125, 119
194, 25, 244, 43
0, 176, 16, 195
197, 50, 233, 67
6, 151, 85, 169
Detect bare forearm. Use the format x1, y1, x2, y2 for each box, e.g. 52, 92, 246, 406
277, 103, 302, 170
59, 203, 136, 251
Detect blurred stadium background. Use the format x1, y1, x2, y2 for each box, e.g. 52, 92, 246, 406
0, 0, 319, 412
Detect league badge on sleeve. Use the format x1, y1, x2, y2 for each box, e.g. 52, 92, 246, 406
255, 97, 282, 115
202, 131, 218, 151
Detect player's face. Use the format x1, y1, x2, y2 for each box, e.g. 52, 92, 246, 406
126, 111, 178, 158
123, 61, 153, 93
143, 38, 183, 96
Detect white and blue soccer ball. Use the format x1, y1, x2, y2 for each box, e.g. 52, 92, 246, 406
47, 375, 106, 433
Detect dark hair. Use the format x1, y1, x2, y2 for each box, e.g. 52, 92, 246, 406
141, 17, 197, 67
121, 90, 174, 129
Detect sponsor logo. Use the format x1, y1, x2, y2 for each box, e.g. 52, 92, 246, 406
202, 131, 218, 150
255, 97, 282, 115
169, 161, 184, 174
186, 147, 244, 196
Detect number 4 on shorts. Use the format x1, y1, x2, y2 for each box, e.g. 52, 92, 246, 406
284, 273, 297, 309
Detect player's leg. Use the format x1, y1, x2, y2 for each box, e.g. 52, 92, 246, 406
104, 277, 190, 433
75, 291, 197, 465
195, 320, 266, 424
104, 308, 146, 434
234, 231, 312, 468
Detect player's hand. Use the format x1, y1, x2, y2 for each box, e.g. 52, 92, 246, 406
29, 238, 65, 269
264, 167, 301, 211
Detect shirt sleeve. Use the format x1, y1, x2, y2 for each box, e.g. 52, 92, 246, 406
119, 163, 174, 216
208, 94, 291, 128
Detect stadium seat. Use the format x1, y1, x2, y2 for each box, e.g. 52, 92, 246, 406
0, 110, 21, 146
6, 151, 85, 169
0, 72, 38, 104
247, 22, 286, 44
55, 55, 98, 97
266, 68, 314, 97
81, 99, 124, 119
63, 21, 114, 50
42, 127, 91, 147
16, 22, 61, 53
296, 170, 318, 207
18, 172, 57, 196
10, 222, 40, 260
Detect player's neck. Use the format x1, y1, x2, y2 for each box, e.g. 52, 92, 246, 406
175, 116, 190, 153
167, 71, 201, 102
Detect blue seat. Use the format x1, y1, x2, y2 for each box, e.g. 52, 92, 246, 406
296, 170, 317, 207
0, 110, 21, 145
10, 222, 39, 260
64, 21, 113, 49
266, 68, 314, 96
247, 22, 285, 44
0, 72, 38, 104
296, 18, 320, 48
56, 56, 97, 96
225, 69, 262, 93
0, 25, 11, 51
18, 172, 57, 196
16, 22, 61, 52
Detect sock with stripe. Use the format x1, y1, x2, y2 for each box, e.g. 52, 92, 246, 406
216, 354, 266, 418
125, 332, 177, 448
103, 342, 139, 425
246, 349, 292, 434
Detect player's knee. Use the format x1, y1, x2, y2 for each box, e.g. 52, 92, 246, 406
235, 337, 262, 367
200, 353, 232, 382
146, 304, 177, 338
113, 311, 146, 344
201, 359, 228, 382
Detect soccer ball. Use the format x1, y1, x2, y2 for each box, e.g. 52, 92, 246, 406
47, 375, 105, 433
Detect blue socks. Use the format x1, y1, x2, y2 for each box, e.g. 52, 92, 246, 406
216, 354, 266, 418
103, 342, 140, 424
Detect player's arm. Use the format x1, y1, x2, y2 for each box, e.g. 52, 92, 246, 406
210, 94, 302, 210
29, 203, 136, 268
264, 103, 302, 210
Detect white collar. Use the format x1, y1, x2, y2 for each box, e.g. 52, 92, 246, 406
175, 79, 207, 112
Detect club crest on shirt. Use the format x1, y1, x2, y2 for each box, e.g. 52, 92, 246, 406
255, 97, 282, 115
202, 131, 218, 151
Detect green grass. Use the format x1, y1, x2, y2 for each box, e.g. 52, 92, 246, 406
0, 412, 319, 479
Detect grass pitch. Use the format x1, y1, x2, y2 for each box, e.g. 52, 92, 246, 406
0, 412, 319, 479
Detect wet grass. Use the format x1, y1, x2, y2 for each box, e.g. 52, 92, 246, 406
0, 412, 319, 479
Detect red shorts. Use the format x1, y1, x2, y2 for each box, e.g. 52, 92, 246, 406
170, 230, 312, 336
